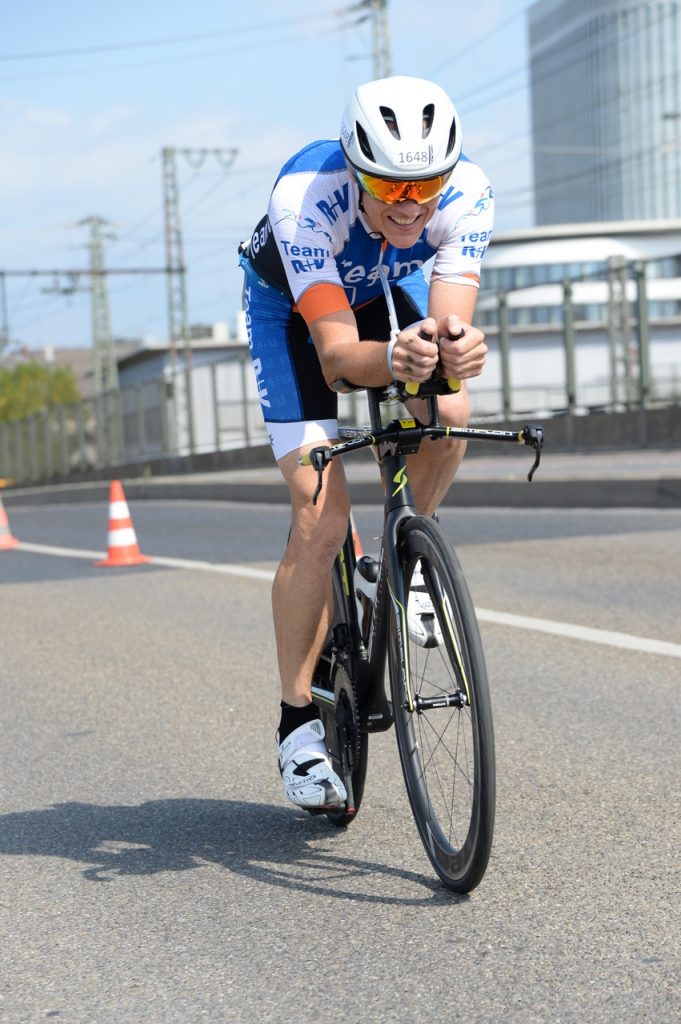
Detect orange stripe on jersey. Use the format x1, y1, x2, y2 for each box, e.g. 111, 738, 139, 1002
295, 283, 351, 323
432, 271, 481, 287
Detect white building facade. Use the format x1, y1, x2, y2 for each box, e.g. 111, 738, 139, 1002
472, 220, 681, 417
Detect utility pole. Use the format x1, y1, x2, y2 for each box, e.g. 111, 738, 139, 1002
79, 216, 119, 394
344, 0, 392, 78
161, 147, 238, 372
4, 266, 167, 365
161, 148, 190, 377
370, 0, 392, 78
160, 146, 237, 456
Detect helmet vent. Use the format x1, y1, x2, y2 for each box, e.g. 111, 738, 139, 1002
379, 106, 401, 140
356, 121, 376, 162
422, 104, 435, 138
445, 116, 457, 157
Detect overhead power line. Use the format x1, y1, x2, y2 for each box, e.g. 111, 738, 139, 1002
427, 7, 531, 78
0, 9, 348, 62
457, 1, 670, 120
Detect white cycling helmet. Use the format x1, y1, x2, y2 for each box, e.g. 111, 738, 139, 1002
340, 75, 462, 183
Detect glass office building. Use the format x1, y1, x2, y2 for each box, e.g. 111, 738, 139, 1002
529, 0, 681, 223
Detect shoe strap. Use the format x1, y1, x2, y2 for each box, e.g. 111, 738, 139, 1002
279, 719, 326, 767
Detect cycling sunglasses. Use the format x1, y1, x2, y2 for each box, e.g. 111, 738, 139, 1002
354, 170, 451, 205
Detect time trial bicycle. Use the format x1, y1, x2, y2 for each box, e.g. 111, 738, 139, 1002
300, 376, 543, 893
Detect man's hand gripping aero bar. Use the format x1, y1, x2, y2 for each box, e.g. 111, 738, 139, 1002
393, 325, 463, 401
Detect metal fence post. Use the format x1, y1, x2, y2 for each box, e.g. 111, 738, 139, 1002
562, 280, 576, 413
634, 261, 651, 408
185, 364, 195, 455
210, 363, 220, 450
498, 291, 511, 418
76, 402, 86, 472
136, 383, 146, 458
160, 378, 171, 456
608, 256, 633, 408
0, 422, 8, 478
93, 395, 102, 469
13, 421, 23, 482
43, 409, 53, 478
59, 406, 69, 475
28, 415, 38, 480
115, 388, 125, 465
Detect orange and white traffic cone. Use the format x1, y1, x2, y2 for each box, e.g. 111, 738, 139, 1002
95, 480, 151, 567
350, 512, 364, 558
0, 494, 19, 550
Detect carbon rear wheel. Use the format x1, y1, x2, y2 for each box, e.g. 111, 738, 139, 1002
389, 516, 495, 892
315, 553, 369, 827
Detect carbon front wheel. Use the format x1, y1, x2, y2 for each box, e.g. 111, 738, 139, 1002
389, 516, 495, 892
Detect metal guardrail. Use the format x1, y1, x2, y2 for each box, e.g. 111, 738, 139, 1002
1, 256, 680, 484
0, 352, 373, 484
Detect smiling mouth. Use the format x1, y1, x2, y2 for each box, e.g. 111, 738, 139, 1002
387, 211, 422, 227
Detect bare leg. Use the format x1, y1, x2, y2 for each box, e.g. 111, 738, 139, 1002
405, 385, 471, 515
272, 444, 351, 706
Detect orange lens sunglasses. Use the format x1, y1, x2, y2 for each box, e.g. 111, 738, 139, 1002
355, 170, 451, 205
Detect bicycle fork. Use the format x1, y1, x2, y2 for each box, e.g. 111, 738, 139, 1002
372, 488, 472, 718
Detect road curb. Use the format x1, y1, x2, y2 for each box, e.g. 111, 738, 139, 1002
3, 476, 679, 509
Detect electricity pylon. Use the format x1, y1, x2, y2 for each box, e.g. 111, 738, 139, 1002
370, 0, 392, 78
345, 0, 392, 78
80, 216, 119, 394
161, 147, 238, 372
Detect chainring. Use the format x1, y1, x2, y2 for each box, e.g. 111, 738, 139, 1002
332, 658, 362, 766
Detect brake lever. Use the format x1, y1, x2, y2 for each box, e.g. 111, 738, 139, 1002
312, 467, 324, 505
521, 424, 544, 482
298, 445, 332, 505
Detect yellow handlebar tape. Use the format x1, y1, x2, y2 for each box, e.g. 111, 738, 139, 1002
404, 378, 462, 397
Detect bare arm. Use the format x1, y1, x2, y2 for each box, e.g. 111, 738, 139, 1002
428, 277, 479, 323
309, 309, 440, 388
309, 279, 487, 388
427, 278, 487, 381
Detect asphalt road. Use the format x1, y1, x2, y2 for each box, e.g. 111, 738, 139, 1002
1, 500, 680, 1024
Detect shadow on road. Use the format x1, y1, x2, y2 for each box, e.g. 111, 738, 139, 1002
0, 798, 464, 906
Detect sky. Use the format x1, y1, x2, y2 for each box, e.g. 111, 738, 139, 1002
1, 0, 536, 353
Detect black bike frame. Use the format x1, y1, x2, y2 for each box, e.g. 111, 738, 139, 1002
308, 385, 544, 732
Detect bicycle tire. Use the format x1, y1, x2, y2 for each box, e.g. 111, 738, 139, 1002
388, 515, 495, 892
317, 557, 369, 828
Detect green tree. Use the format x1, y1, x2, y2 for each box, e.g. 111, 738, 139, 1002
0, 361, 81, 422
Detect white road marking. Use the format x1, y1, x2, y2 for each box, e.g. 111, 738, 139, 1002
15, 542, 275, 580
475, 608, 681, 659
14, 541, 681, 659
18, 541, 104, 560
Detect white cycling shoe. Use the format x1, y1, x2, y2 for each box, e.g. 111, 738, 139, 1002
407, 562, 444, 649
278, 719, 347, 809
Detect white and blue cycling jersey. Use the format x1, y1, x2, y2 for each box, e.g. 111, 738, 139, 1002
240, 138, 494, 459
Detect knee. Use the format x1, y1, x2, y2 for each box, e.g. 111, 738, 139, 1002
439, 388, 471, 430
289, 499, 350, 568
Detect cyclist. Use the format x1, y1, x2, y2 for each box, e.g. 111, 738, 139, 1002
239, 75, 493, 810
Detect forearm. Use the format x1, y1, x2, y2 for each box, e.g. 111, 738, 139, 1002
321, 339, 394, 388
310, 311, 394, 388
428, 277, 478, 325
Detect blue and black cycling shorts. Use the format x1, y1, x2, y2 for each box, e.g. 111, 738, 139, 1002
240, 254, 428, 461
